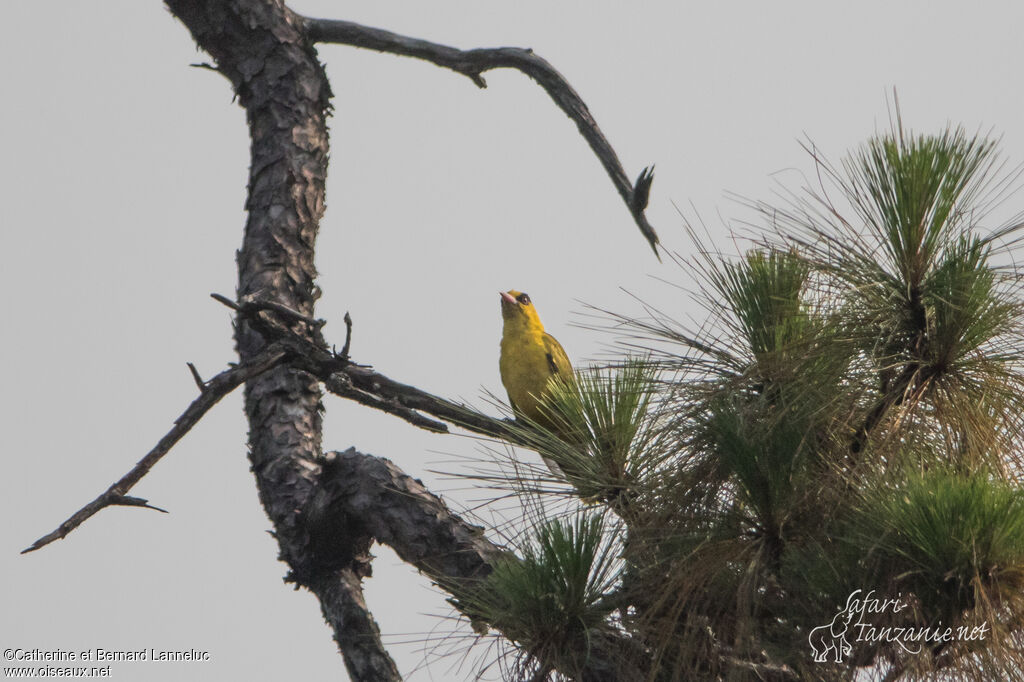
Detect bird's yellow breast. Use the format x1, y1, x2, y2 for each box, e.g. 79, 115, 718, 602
500, 330, 561, 422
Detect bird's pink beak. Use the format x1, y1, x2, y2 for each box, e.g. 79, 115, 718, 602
499, 291, 517, 305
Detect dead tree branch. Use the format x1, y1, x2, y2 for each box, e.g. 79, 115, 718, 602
214, 291, 522, 442
30, 1, 667, 678
22, 344, 290, 554
302, 16, 661, 258
296, 334, 524, 442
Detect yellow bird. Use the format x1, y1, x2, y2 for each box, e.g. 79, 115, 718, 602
498, 290, 574, 433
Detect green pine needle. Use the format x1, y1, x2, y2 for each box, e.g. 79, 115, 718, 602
508, 358, 666, 504
854, 469, 1024, 622
454, 513, 622, 676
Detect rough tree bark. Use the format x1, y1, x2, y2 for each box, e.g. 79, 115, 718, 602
163, 1, 401, 678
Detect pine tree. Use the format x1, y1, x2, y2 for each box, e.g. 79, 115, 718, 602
458, 124, 1024, 681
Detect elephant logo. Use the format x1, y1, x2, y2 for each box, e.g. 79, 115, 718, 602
808, 590, 862, 663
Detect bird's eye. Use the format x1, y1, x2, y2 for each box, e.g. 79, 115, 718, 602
517, 293, 531, 305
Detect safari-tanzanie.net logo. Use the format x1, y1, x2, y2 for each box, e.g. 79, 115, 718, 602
808, 589, 989, 663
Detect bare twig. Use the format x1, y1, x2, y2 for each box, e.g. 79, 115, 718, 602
113, 496, 169, 513
320, 371, 449, 432
339, 311, 353, 359
301, 346, 522, 439
186, 362, 206, 391
336, 364, 513, 437
302, 16, 660, 258
210, 292, 240, 310
216, 293, 521, 441
211, 292, 322, 328
22, 345, 290, 553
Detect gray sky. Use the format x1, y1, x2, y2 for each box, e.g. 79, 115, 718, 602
3, 2, 1024, 680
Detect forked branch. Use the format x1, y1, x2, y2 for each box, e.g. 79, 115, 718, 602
22, 345, 290, 554
302, 16, 660, 258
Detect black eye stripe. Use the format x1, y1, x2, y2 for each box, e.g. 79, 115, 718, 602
517, 293, 531, 304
